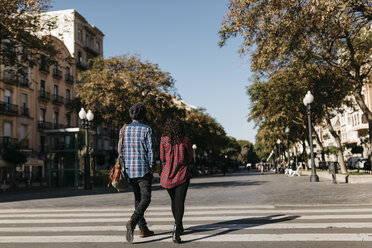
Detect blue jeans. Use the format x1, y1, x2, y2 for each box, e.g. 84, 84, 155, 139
129, 173, 152, 230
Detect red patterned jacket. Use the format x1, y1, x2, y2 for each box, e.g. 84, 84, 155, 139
160, 136, 193, 189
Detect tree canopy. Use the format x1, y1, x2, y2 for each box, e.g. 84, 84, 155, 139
0, 0, 57, 72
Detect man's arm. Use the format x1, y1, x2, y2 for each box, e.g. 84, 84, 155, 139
146, 128, 154, 168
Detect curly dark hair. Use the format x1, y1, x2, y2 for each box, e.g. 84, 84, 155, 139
162, 118, 186, 145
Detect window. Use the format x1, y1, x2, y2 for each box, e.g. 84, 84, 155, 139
77, 29, 82, 41
4, 90, 11, 104
40, 108, 46, 122
40, 80, 45, 92
78, 51, 82, 63
3, 122, 12, 137
66, 89, 70, 101
54, 85, 58, 97
53, 63, 58, 74
21, 93, 28, 114
96, 41, 100, 51
20, 125, 27, 141
66, 114, 71, 127
66, 66, 70, 77
54, 111, 59, 127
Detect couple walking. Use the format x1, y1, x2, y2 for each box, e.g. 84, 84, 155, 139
118, 103, 193, 244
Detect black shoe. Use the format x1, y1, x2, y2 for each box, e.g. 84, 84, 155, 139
126, 219, 135, 243
172, 224, 181, 243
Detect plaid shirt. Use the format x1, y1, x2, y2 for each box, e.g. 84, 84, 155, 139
118, 120, 154, 178
160, 136, 193, 189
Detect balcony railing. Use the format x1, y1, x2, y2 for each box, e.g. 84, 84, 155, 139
38, 121, 52, 130
20, 106, 29, 116
3, 74, 19, 86
65, 74, 74, 84
38, 90, 51, 102
20, 77, 30, 87
52, 94, 64, 105
65, 98, 74, 108
0, 101, 18, 115
53, 69, 62, 80
53, 123, 66, 129
0, 136, 18, 149
39, 64, 49, 74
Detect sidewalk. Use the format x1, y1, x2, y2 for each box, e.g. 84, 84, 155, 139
302, 170, 372, 184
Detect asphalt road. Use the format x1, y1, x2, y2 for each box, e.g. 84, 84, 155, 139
0, 170, 372, 248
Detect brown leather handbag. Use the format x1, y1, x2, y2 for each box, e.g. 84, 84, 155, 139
108, 124, 128, 192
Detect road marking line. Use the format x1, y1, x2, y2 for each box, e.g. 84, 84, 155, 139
1, 214, 372, 224
0, 205, 274, 213
1, 233, 372, 243
1, 222, 372, 232
1, 208, 372, 218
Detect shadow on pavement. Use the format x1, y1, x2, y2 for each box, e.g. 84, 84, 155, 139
188, 180, 265, 189
133, 214, 300, 244
183, 214, 300, 243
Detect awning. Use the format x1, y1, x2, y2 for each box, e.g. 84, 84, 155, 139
0, 160, 11, 168
25, 158, 44, 167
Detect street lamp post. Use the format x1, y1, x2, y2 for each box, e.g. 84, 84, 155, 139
303, 91, 319, 182
79, 108, 94, 189
192, 144, 197, 164
285, 126, 290, 166
277, 139, 281, 165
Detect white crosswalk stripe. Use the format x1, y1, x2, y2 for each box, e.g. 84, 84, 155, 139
0, 205, 372, 243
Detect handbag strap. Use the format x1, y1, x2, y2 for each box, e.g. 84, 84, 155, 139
116, 124, 126, 167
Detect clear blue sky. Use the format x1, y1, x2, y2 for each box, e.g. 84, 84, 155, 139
51, 0, 257, 143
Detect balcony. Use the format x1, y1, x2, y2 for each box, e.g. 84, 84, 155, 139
20, 77, 30, 88
84, 45, 100, 56
38, 90, 51, 102
20, 106, 30, 116
65, 74, 74, 84
52, 94, 64, 105
53, 69, 62, 80
0, 101, 18, 116
3, 74, 19, 86
53, 123, 66, 129
65, 98, 74, 108
38, 121, 52, 130
76, 60, 88, 70
39, 64, 50, 74
0, 136, 18, 149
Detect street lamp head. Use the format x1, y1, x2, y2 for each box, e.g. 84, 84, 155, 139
192, 144, 197, 150
86, 110, 94, 121
303, 91, 314, 106
79, 108, 86, 120
285, 126, 290, 134
277, 139, 281, 144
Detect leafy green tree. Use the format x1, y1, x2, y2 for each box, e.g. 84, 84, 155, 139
237, 140, 259, 165
77, 55, 183, 142
220, 0, 372, 164
0, 0, 57, 72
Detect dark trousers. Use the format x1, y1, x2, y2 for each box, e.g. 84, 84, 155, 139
129, 173, 152, 230
167, 179, 190, 227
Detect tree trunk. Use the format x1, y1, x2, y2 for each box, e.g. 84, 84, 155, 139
353, 88, 372, 171
324, 111, 347, 173
302, 140, 308, 170
312, 124, 325, 162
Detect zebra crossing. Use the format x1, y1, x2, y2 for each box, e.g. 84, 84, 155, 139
0, 204, 372, 244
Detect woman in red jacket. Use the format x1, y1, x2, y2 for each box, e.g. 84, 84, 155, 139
160, 118, 193, 243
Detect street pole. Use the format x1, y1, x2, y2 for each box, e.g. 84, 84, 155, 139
303, 91, 319, 182
285, 126, 290, 166
79, 108, 94, 190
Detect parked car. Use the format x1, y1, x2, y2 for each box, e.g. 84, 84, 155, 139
357, 159, 371, 171
347, 156, 363, 169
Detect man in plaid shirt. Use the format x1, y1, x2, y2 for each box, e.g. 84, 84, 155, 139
119, 103, 154, 243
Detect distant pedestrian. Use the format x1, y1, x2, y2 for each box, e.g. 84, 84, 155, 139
160, 118, 193, 243
119, 103, 155, 243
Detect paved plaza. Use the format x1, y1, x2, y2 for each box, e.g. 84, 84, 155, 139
0, 170, 372, 248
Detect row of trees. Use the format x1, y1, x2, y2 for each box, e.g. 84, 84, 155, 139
77, 55, 259, 169
219, 0, 371, 172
